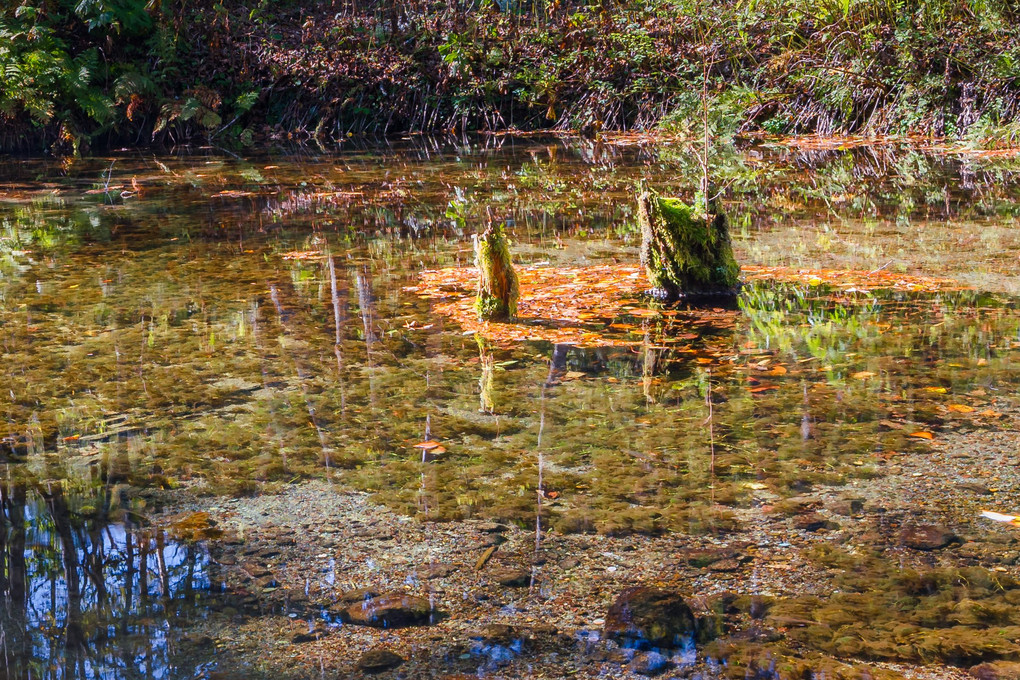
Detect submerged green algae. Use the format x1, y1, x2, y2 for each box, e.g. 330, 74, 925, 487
1, 143, 1020, 534
5, 141, 1020, 679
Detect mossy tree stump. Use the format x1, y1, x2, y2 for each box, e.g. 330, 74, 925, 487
473, 223, 519, 321
637, 190, 740, 301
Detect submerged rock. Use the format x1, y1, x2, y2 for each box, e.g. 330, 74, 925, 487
604, 586, 697, 649
629, 650, 670, 676
708, 558, 742, 573
342, 594, 435, 628
828, 498, 865, 516
472, 623, 518, 644
491, 567, 530, 587
426, 563, 458, 579
681, 547, 739, 568
900, 525, 958, 551
970, 661, 1020, 680
794, 513, 838, 532
356, 649, 405, 673
339, 587, 383, 605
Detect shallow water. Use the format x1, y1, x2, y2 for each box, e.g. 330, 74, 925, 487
3, 137, 1020, 678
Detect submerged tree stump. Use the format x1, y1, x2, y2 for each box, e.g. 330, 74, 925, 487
473, 223, 519, 321
637, 190, 740, 301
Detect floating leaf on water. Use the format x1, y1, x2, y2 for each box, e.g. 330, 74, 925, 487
925, 386, 948, 394
743, 482, 768, 490
769, 365, 788, 376
947, 404, 976, 413
408, 264, 965, 349
281, 250, 325, 260
563, 371, 585, 380
851, 371, 876, 379
909, 431, 934, 440
413, 441, 442, 450
627, 309, 659, 318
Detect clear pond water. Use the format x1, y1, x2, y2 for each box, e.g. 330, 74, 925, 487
3, 138, 1020, 678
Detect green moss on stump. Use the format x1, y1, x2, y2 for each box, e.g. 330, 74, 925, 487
473, 223, 519, 321
638, 190, 740, 300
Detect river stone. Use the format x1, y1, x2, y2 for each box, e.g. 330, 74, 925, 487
342, 594, 434, 628
794, 512, 838, 532
900, 525, 958, 551
492, 567, 530, 587
682, 547, 737, 568
629, 651, 670, 676
604, 587, 697, 649
957, 482, 993, 496
356, 649, 405, 673
829, 498, 865, 516
426, 563, 457, 579
339, 587, 382, 605
472, 623, 517, 643
708, 558, 742, 573
970, 661, 1020, 680
971, 661, 1020, 680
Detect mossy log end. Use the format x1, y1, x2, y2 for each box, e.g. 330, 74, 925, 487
473, 223, 520, 321
638, 190, 740, 301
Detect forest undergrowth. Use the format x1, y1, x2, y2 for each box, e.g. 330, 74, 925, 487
2, 0, 1020, 152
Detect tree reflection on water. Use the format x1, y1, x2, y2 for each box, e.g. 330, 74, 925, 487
1, 481, 213, 680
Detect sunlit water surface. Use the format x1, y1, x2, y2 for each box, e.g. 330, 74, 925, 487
3, 138, 1020, 678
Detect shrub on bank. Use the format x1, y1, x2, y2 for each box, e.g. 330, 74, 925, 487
2, 0, 1019, 151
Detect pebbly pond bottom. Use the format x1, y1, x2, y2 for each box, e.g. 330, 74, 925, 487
3, 139, 1020, 679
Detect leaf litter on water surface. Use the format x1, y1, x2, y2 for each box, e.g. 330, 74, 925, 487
406, 264, 963, 350
947, 404, 976, 413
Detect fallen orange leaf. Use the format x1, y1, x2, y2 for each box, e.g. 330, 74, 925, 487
407, 264, 965, 350
909, 431, 934, 440
947, 404, 976, 413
